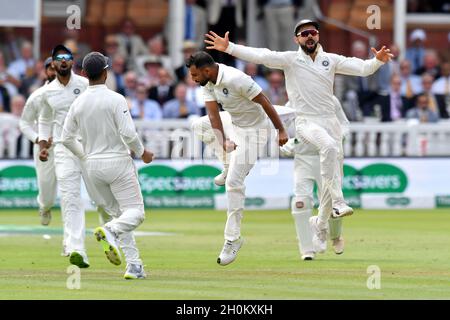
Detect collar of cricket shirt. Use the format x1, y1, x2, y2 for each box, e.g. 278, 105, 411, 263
214, 63, 225, 86
55, 71, 76, 88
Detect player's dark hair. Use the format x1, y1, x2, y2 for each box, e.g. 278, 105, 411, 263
185, 51, 215, 69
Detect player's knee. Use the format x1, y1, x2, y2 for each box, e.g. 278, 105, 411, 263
225, 179, 245, 192
322, 143, 339, 158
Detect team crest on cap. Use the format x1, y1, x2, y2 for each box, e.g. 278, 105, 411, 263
73, 88, 81, 94
223, 88, 229, 95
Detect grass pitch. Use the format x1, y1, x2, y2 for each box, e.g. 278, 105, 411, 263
0, 208, 449, 300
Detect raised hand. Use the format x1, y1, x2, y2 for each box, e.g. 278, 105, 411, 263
204, 31, 230, 52
371, 46, 394, 63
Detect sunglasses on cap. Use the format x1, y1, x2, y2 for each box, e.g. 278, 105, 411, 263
54, 53, 73, 61
297, 29, 319, 37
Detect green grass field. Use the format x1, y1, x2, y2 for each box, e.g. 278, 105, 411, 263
0, 208, 449, 300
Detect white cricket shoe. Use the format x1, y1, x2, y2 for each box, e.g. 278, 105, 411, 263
214, 168, 228, 186
332, 200, 354, 218
217, 237, 244, 266
61, 244, 70, 257
94, 226, 122, 265
124, 264, 147, 280
39, 208, 51, 226
301, 252, 315, 261
309, 216, 328, 254
69, 251, 90, 268
332, 236, 345, 255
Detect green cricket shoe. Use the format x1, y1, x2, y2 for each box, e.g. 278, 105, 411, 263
69, 251, 90, 268
94, 226, 122, 266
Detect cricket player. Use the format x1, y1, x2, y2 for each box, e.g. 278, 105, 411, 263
204, 20, 393, 250
62, 52, 154, 279
187, 51, 289, 266
38, 44, 91, 266
19, 57, 56, 226
281, 96, 348, 260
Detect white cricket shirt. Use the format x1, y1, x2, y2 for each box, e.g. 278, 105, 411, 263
226, 43, 384, 118
203, 63, 265, 127
62, 84, 144, 160
39, 73, 88, 143
19, 82, 49, 143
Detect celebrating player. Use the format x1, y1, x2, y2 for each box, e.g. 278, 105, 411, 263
19, 57, 56, 226
62, 52, 154, 279
187, 51, 289, 266
204, 19, 393, 250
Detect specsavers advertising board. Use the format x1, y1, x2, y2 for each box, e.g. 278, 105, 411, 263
0, 159, 449, 210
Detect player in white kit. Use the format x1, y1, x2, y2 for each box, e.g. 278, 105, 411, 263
19, 57, 56, 226
281, 96, 348, 260
204, 20, 393, 250
38, 44, 91, 267
187, 51, 289, 266
62, 52, 154, 279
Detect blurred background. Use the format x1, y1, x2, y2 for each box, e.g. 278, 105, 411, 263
0, 0, 449, 210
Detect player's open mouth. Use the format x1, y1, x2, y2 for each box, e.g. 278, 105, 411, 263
306, 40, 315, 46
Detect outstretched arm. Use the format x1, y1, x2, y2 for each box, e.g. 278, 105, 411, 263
335, 46, 394, 77
204, 31, 291, 70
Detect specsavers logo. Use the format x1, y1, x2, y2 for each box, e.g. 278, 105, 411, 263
138, 165, 225, 208
0, 165, 38, 208
342, 163, 408, 196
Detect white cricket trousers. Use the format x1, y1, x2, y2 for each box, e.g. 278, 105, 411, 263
295, 116, 345, 213
53, 143, 86, 255
33, 144, 57, 211
191, 112, 234, 169
84, 156, 145, 265
224, 119, 271, 241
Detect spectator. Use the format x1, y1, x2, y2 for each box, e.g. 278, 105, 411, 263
377, 44, 401, 93
163, 83, 199, 118
130, 85, 162, 120
0, 52, 14, 111
175, 40, 198, 82
63, 29, 91, 59
148, 67, 175, 106
105, 54, 126, 95
0, 27, 26, 65
104, 34, 121, 62
377, 75, 410, 122
183, 0, 207, 49
406, 94, 440, 123
415, 49, 441, 79
399, 59, 422, 99
432, 61, 450, 96
264, 70, 288, 105
207, 0, 245, 66
7, 41, 35, 94
245, 62, 269, 91
335, 40, 379, 118
11, 94, 30, 158
417, 73, 448, 119
115, 19, 148, 71
145, 34, 172, 72
123, 71, 139, 99
184, 73, 205, 116
405, 29, 426, 74
257, 0, 301, 51
139, 57, 163, 89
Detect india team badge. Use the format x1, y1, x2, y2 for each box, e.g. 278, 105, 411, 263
73, 88, 81, 95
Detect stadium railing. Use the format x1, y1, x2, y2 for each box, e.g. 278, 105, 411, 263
1, 115, 450, 159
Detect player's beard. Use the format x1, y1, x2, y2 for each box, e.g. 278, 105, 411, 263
300, 39, 318, 54
56, 67, 71, 77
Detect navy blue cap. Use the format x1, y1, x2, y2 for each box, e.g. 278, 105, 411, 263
51, 44, 72, 58
44, 57, 53, 69
82, 51, 109, 78
294, 19, 320, 35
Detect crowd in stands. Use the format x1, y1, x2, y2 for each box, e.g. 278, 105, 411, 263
0, 0, 449, 159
